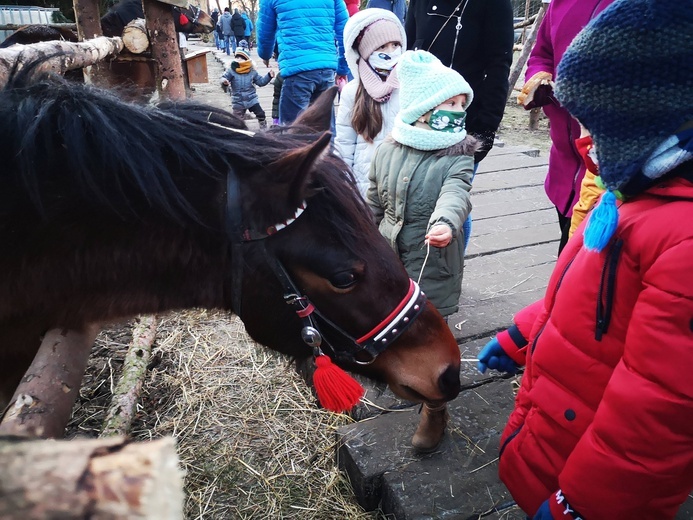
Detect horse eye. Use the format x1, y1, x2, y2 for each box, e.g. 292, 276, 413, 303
329, 271, 357, 289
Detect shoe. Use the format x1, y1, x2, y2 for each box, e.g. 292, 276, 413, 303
411, 403, 448, 453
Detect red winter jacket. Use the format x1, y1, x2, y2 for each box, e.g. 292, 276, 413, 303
498, 173, 693, 519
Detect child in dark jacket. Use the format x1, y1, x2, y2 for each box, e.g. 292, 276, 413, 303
220, 49, 274, 128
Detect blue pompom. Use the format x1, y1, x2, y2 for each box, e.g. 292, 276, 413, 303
583, 190, 619, 252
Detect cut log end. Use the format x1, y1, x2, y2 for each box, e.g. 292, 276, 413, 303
0, 436, 184, 519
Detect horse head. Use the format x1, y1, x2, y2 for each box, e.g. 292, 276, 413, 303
173, 4, 214, 34
226, 89, 462, 405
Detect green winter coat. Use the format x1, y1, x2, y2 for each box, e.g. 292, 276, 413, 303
367, 138, 474, 316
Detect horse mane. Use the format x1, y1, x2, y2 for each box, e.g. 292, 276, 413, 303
0, 68, 375, 252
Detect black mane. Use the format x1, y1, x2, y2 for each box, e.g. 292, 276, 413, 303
0, 70, 374, 247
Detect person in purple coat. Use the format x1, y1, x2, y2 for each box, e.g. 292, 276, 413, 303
517, 0, 616, 253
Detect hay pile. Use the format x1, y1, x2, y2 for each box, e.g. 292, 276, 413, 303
68, 310, 377, 519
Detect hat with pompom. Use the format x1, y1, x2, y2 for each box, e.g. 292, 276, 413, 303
392, 50, 473, 150
555, 0, 693, 251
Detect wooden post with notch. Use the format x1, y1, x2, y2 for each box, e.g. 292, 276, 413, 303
143, 0, 187, 100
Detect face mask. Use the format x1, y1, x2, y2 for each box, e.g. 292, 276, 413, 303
427, 109, 467, 133
368, 47, 402, 73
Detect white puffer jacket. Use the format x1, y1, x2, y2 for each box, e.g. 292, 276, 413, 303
335, 82, 400, 198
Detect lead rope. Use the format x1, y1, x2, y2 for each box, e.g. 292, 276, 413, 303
417, 241, 431, 285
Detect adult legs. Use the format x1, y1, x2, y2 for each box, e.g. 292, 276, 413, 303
279, 68, 335, 125
231, 35, 238, 53
224, 35, 231, 55
462, 162, 479, 253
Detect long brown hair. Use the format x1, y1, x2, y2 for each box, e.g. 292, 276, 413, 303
350, 82, 383, 143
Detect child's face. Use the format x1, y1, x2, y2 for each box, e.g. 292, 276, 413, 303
434, 94, 467, 112
417, 94, 468, 125
375, 41, 401, 54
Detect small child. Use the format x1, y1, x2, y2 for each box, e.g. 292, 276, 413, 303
220, 49, 274, 128
336, 8, 405, 197
367, 50, 478, 452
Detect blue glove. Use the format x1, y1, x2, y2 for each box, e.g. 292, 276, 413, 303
532, 499, 553, 519
477, 337, 519, 375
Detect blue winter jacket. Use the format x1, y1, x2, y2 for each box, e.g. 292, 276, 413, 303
256, 0, 349, 78
241, 13, 253, 37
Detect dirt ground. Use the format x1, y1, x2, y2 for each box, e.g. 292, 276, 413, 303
497, 99, 551, 156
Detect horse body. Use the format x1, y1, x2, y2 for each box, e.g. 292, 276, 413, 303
0, 70, 461, 408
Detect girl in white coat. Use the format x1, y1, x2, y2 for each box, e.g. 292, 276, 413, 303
336, 8, 406, 198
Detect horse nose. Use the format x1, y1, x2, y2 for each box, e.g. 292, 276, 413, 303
438, 364, 461, 400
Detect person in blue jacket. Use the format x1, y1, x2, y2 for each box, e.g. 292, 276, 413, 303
241, 11, 253, 47
256, 0, 350, 125
366, 0, 407, 25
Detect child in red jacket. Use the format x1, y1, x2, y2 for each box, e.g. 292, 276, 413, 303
478, 0, 693, 518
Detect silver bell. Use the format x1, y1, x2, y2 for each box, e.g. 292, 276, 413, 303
301, 326, 322, 348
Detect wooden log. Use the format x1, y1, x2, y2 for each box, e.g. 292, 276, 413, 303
0, 23, 77, 31
507, 3, 547, 104
0, 436, 184, 519
0, 325, 100, 439
0, 36, 123, 88
143, 0, 186, 100
122, 18, 150, 54
102, 316, 158, 437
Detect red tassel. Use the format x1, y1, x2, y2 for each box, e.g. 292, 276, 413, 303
312, 355, 364, 412
179, 13, 190, 25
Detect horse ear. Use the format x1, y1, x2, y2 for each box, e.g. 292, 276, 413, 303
289, 86, 339, 133
269, 131, 332, 204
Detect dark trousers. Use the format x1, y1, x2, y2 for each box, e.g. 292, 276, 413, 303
557, 209, 571, 256
234, 103, 266, 122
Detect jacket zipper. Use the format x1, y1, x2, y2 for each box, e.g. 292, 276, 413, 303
595, 239, 623, 340
499, 425, 523, 459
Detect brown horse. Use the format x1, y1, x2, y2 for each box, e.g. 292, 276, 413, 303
0, 68, 461, 410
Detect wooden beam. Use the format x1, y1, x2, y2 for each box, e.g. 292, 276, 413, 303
507, 4, 547, 104
0, 325, 100, 439
0, 36, 123, 87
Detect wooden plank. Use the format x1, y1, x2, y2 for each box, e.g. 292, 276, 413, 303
468, 214, 559, 257
472, 164, 547, 193
471, 185, 553, 219
487, 144, 540, 157
476, 152, 547, 174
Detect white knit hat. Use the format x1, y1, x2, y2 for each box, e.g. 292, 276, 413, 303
392, 50, 474, 151
397, 50, 473, 124
343, 8, 407, 81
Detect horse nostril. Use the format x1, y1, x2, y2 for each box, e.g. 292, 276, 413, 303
438, 365, 461, 400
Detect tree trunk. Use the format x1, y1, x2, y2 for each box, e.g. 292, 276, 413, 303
0, 37, 123, 88
123, 18, 150, 54
507, 3, 547, 103
0, 325, 100, 439
0, 436, 184, 519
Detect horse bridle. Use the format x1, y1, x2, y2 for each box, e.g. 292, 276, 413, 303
225, 169, 427, 365
174, 4, 201, 26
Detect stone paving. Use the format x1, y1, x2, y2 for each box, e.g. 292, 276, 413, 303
186, 38, 693, 520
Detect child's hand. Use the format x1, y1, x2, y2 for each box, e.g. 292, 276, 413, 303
268, 69, 276, 78
425, 224, 452, 247
221, 79, 230, 86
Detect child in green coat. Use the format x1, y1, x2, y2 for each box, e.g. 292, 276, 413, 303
367, 49, 478, 452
